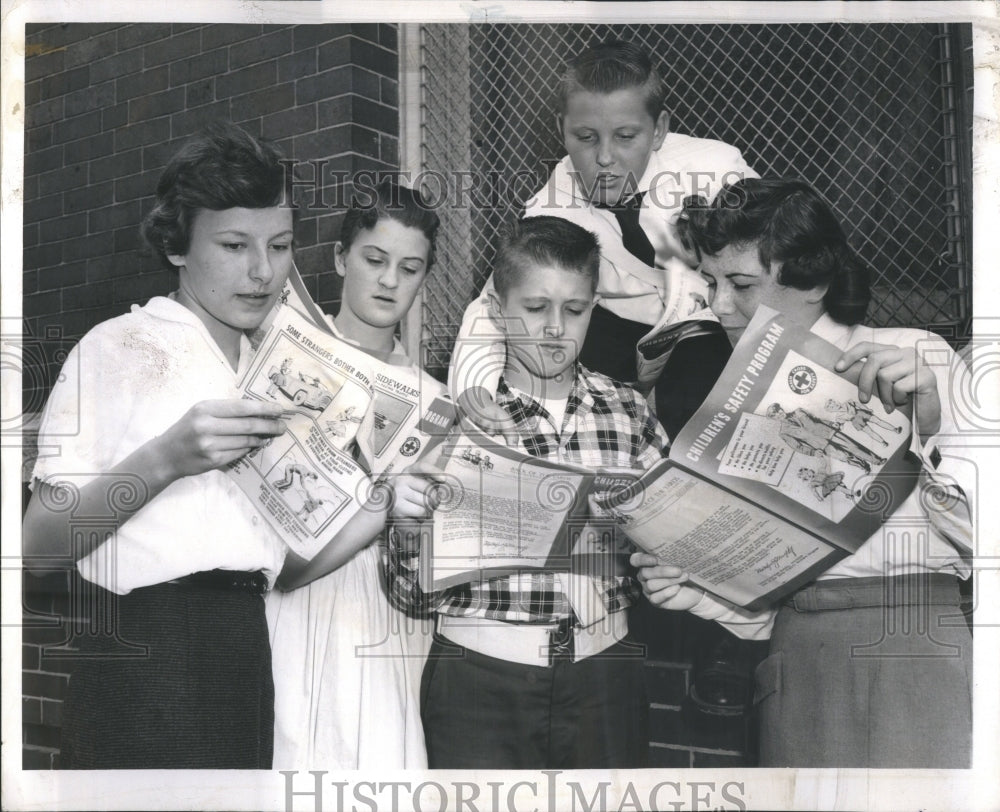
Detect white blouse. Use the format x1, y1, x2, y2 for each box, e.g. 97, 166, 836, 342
32, 296, 287, 594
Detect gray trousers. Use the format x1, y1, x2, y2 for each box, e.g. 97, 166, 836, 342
755, 574, 972, 768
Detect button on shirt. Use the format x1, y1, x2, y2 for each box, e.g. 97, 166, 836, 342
31, 296, 287, 594
387, 364, 670, 624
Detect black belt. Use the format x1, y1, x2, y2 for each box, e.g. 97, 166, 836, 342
170, 569, 269, 596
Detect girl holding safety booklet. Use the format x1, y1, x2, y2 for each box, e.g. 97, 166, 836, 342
634, 177, 973, 768
22, 123, 293, 768
267, 180, 443, 769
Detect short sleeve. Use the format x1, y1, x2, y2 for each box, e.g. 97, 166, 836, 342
689, 592, 775, 640
31, 330, 133, 488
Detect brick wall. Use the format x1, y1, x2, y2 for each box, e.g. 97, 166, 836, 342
631, 602, 761, 767
21, 22, 400, 769
23, 22, 400, 407
22, 571, 73, 768
20, 22, 762, 771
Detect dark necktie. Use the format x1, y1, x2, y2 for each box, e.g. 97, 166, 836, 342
579, 191, 656, 381
604, 192, 732, 438
607, 192, 655, 266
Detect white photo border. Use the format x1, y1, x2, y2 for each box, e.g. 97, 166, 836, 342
3, 2, 998, 810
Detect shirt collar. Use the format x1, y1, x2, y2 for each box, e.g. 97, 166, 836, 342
809, 311, 855, 346
633, 143, 669, 199
324, 313, 408, 361
497, 365, 597, 432
138, 294, 253, 374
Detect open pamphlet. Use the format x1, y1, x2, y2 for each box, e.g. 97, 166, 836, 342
617, 306, 930, 608
419, 428, 633, 593
423, 306, 929, 610
228, 268, 453, 560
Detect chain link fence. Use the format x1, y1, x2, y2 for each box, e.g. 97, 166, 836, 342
415, 23, 972, 379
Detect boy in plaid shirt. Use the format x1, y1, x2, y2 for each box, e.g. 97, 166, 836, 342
387, 216, 669, 769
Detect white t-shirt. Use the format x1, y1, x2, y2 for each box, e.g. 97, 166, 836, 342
31, 296, 288, 594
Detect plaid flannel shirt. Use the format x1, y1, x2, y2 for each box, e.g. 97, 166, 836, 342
386, 364, 670, 624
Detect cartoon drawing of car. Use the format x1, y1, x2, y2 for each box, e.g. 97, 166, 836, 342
267, 366, 334, 411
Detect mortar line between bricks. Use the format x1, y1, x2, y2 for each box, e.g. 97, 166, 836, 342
649, 702, 683, 711
649, 742, 743, 756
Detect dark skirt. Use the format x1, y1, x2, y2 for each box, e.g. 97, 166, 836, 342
59, 576, 274, 769
755, 574, 972, 768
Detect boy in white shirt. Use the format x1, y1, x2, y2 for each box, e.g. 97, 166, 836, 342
453, 38, 757, 440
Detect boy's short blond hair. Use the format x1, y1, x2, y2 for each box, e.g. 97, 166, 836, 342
493, 216, 600, 299
556, 38, 666, 121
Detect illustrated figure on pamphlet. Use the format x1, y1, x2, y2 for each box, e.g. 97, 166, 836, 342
797, 459, 858, 503
325, 405, 364, 438
460, 447, 494, 469
766, 402, 886, 473
267, 358, 294, 397
824, 397, 902, 446
273, 463, 315, 492
296, 492, 325, 522
272, 464, 330, 527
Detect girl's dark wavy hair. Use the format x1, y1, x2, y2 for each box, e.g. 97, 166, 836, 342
141, 122, 294, 267
679, 177, 871, 325
340, 178, 440, 269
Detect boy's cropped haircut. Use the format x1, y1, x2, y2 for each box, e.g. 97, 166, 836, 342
556, 38, 666, 121
680, 177, 871, 325
141, 121, 294, 268
493, 216, 600, 298
341, 177, 441, 269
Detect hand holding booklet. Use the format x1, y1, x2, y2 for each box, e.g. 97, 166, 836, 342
422, 306, 964, 610
226, 268, 454, 561
612, 305, 943, 609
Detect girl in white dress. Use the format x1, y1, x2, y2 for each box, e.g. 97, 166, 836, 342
267, 180, 441, 769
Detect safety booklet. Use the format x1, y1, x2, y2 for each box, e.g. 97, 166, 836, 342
422, 306, 926, 610
613, 306, 927, 609
227, 267, 453, 561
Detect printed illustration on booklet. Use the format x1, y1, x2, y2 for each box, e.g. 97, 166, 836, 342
228, 267, 453, 560
609, 306, 953, 609
421, 306, 955, 611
